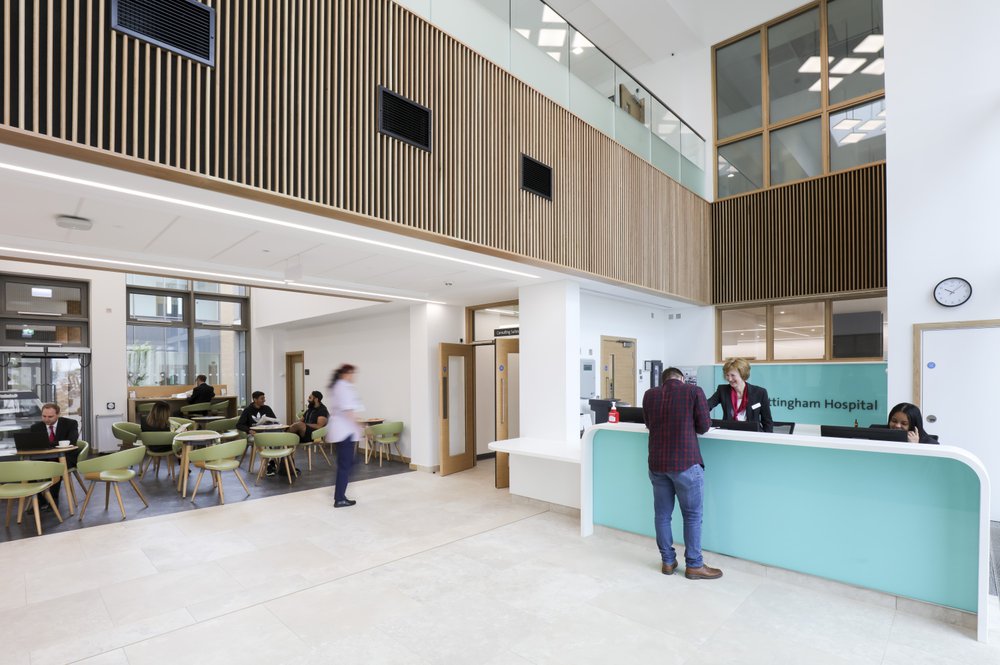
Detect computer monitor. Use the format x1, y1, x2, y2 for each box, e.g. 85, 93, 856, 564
820, 425, 907, 443
617, 406, 644, 424
710, 419, 759, 432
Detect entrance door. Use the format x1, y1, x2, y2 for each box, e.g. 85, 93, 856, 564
600, 336, 637, 406
440, 343, 475, 476
285, 352, 304, 424
494, 338, 519, 488
920, 324, 1000, 517
3, 351, 87, 432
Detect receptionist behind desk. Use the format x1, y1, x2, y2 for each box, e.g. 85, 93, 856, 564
706, 357, 773, 433
887, 402, 940, 444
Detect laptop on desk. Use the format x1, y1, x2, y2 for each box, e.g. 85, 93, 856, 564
14, 431, 52, 452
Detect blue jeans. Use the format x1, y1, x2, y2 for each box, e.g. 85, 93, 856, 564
334, 438, 356, 502
649, 464, 704, 568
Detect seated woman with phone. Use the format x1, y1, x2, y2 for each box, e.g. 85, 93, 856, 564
887, 402, 939, 444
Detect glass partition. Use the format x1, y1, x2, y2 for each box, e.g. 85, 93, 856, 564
829, 97, 886, 172
568, 28, 615, 135
716, 34, 762, 140
651, 100, 682, 180
718, 135, 763, 198
827, 0, 884, 105
768, 8, 821, 124
614, 67, 651, 159
511, 0, 570, 106
773, 302, 825, 360
720, 307, 767, 360
770, 117, 822, 185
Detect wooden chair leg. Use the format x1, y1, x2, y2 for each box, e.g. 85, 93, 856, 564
191, 468, 206, 502
317, 445, 332, 468
284, 457, 293, 485
112, 483, 127, 519
306, 446, 313, 471
128, 479, 149, 507
32, 495, 42, 536
42, 489, 63, 523
16, 496, 26, 525
255, 457, 266, 485
78, 481, 96, 520
217, 471, 226, 504
73, 470, 87, 494
4, 498, 10, 527
233, 468, 251, 497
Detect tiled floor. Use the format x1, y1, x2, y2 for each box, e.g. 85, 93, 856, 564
1, 460, 998, 665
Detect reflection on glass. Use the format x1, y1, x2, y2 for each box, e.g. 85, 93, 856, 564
717, 135, 763, 197
616, 68, 649, 127
4, 323, 85, 345
681, 125, 704, 167
827, 0, 884, 104
568, 29, 613, 99
768, 9, 820, 123
512, 0, 568, 65
129, 293, 184, 322
832, 297, 886, 358
126, 325, 189, 386
195, 299, 243, 326
126, 274, 190, 290
651, 100, 682, 179
716, 33, 762, 139
194, 329, 247, 405
447, 356, 466, 456
720, 307, 766, 360
5, 282, 83, 316
193, 281, 247, 296
770, 117, 822, 185
773, 302, 825, 360
829, 97, 885, 172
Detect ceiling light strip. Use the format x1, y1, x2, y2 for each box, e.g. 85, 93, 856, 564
287, 281, 445, 305
0, 162, 540, 279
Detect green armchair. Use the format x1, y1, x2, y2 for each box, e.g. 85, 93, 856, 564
0, 461, 65, 535
77, 446, 149, 520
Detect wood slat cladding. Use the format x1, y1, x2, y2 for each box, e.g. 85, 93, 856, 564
711, 163, 885, 304
0, 0, 711, 302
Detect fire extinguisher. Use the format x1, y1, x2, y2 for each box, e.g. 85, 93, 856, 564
608, 402, 619, 424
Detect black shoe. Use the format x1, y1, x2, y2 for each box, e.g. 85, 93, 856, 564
265, 462, 276, 477
334, 499, 356, 508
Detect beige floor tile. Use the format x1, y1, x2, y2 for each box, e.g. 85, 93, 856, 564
0, 589, 114, 655
688, 620, 869, 665
185, 571, 313, 622
98, 561, 244, 624
0, 570, 26, 612
887, 612, 1000, 665
71, 649, 131, 665
24, 549, 158, 604
213, 539, 347, 583
139, 529, 258, 572
881, 641, 971, 665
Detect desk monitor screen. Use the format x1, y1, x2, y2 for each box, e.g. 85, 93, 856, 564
617, 406, 644, 424
710, 419, 759, 432
820, 425, 907, 443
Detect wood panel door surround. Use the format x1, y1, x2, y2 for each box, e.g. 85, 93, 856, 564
600, 336, 637, 407
285, 351, 304, 425
494, 338, 519, 489
439, 343, 475, 476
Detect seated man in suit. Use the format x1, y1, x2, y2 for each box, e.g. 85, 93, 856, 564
29, 402, 80, 508
188, 374, 215, 404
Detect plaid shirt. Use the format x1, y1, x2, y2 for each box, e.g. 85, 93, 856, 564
643, 379, 711, 473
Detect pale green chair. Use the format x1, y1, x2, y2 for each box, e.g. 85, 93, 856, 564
67, 439, 91, 494
299, 426, 332, 471
77, 446, 149, 520
112, 422, 141, 448
206, 417, 238, 433
169, 417, 197, 432
137, 431, 177, 479
180, 401, 212, 416
136, 402, 155, 420
208, 401, 230, 416
252, 432, 299, 485
188, 439, 250, 504
0, 461, 64, 536
367, 421, 404, 467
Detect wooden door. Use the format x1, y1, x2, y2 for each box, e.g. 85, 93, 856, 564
600, 336, 637, 406
439, 343, 475, 476
284, 352, 304, 424
494, 338, 520, 488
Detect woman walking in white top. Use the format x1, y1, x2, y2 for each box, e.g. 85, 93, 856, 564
326, 364, 364, 507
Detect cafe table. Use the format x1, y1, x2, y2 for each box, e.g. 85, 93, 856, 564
174, 431, 221, 497
16, 443, 79, 515
190, 415, 226, 429
247, 423, 288, 472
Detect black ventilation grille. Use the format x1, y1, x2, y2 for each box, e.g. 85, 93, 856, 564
112, 0, 216, 67
378, 87, 432, 151
520, 154, 553, 200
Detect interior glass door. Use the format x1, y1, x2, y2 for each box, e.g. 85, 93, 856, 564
2, 352, 87, 436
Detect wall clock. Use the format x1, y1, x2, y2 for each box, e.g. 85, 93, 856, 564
933, 277, 972, 307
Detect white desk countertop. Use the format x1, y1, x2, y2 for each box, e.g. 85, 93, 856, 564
488, 437, 581, 463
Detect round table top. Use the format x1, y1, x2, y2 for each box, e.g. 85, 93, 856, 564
174, 431, 221, 442
16, 444, 79, 456
360, 418, 384, 425
249, 423, 288, 431
191, 416, 225, 421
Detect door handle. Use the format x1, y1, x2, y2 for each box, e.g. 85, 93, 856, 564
442, 376, 448, 420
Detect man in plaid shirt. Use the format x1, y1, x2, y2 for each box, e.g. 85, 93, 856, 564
642, 367, 722, 580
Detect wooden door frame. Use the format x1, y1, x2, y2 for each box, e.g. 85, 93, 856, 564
284, 351, 304, 424
494, 338, 519, 489
439, 343, 476, 476
912, 319, 1000, 407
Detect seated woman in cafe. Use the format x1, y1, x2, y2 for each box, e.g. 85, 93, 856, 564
887, 402, 940, 444
140, 401, 174, 453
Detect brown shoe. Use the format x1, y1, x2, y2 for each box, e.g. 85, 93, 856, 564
661, 561, 678, 575
685, 564, 723, 580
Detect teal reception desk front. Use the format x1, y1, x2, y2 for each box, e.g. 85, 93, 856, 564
580, 423, 991, 641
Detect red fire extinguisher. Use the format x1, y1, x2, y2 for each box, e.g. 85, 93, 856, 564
608, 402, 619, 424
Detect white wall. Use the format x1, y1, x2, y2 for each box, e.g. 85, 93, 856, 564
662, 303, 716, 367
0, 260, 127, 440
883, 0, 1000, 402
251, 289, 377, 329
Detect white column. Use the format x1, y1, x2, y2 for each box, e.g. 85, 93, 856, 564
518, 280, 580, 442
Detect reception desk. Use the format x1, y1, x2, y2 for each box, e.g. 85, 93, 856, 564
581, 423, 991, 641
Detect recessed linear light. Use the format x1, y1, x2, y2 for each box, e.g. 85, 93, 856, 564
808, 76, 842, 92
840, 132, 867, 145
853, 34, 884, 53
860, 57, 884, 75
797, 56, 834, 74
0, 162, 541, 280
830, 57, 867, 75
0, 245, 447, 304
859, 119, 884, 131
833, 118, 862, 131
483, 308, 519, 316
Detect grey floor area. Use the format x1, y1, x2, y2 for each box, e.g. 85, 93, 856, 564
0, 448, 411, 543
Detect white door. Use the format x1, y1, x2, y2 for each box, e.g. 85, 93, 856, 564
921, 326, 1000, 518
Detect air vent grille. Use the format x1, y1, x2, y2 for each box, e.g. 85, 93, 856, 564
520, 154, 553, 200
378, 87, 432, 151
112, 0, 215, 66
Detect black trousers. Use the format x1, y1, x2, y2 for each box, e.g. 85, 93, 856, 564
334, 438, 356, 502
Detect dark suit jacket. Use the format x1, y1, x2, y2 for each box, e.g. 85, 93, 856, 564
30, 416, 79, 444
189, 382, 216, 404
706, 382, 774, 432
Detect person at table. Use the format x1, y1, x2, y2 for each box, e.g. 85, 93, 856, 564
29, 402, 79, 508
140, 400, 176, 454
188, 374, 215, 404
705, 357, 774, 433
236, 391, 278, 433
327, 364, 364, 508
887, 402, 940, 444
288, 390, 329, 443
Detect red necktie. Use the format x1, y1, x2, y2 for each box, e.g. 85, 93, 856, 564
48, 425, 55, 443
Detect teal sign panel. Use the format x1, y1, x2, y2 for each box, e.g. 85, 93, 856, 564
694, 362, 887, 427
592, 428, 980, 612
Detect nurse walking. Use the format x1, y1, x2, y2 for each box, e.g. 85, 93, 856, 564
327, 363, 364, 507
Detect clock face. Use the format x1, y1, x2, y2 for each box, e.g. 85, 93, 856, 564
933, 277, 972, 307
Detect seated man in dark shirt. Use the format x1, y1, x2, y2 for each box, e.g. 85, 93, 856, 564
288, 390, 329, 443
29, 402, 80, 508
188, 374, 215, 404
235, 391, 278, 432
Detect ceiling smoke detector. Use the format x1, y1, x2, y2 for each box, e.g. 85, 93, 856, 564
55, 215, 93, 231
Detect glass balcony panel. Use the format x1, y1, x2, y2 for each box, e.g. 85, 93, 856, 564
614, 68, 651, 159
681, 124, 706, 195
716, 33, 763, 139
511, 0, 569, 106
651, 101, 681, 180
568, 29, 615, 135
432, 0, 510, 68
768, 8, 821, 124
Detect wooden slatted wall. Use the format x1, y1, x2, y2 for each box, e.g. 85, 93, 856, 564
0, 0, 711, 302
711, 163, 886, 304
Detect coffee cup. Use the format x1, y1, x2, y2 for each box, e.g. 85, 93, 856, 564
58, 440, 71, 447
